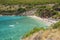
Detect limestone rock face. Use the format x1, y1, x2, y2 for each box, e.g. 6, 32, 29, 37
22, 29, 60, 40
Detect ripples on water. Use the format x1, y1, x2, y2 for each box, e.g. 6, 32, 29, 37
0, 16, 47, 40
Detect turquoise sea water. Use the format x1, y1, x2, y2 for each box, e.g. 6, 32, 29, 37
0, 16, 47, 40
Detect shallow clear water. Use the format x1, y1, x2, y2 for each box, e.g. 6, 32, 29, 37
0, 16, 47, 40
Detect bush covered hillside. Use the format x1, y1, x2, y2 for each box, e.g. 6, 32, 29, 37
0, 0, 60, 4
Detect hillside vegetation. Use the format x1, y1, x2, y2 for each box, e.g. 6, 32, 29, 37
0, 0, 60, 4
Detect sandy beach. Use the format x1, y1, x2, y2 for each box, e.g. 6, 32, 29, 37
28, 16, 58, 26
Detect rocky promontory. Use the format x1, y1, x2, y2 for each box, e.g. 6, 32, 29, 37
22, 29, 60, 40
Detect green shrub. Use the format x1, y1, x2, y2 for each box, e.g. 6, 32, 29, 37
17, 8, 26, 13
51, 21, 60, 29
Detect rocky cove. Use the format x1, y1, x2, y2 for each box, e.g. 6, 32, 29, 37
0, 4, 60, 40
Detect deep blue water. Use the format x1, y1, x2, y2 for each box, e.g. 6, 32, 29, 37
0, 16, 47, 40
